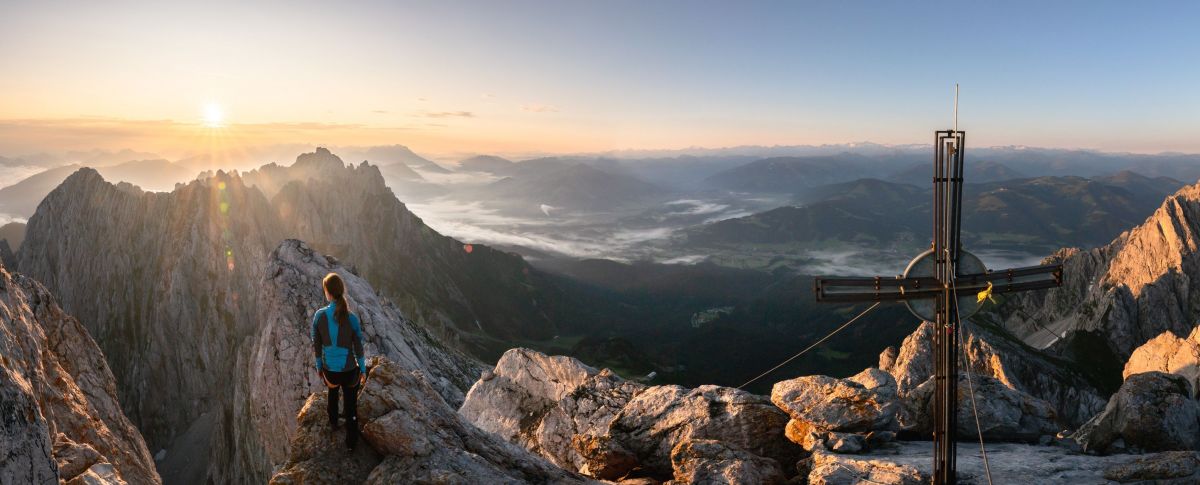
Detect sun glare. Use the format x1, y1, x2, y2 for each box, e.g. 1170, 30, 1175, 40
202, 103, 225, 128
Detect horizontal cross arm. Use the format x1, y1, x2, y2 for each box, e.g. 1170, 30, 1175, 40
814, 262, 1062, 303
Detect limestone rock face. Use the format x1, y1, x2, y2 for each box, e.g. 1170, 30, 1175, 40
0, 263, 158, 484
993, 184, 1200, 372
1072, 371, 1200, 454
459, 348, 601, 448
808, 448, 926, 485
539, 370, 647, 474
218, 239, 484, 484
882, 320, 1105, 427
460, 348, 798, 481
459, 348, 654, 479
0, 238, 14, 269
1124, 327, 1200, 396
771, 369, 904, 452
905, 374, 1059, 442
19, 167, 286, 458
270, 358, 597, 484
19, 150, 559, 481
667, 439, 785, 485
608, 384, 798, 478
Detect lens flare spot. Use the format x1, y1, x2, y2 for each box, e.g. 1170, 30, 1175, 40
219, 202, 230, 214
218, 181, 227, 191
463, 244, 473, 254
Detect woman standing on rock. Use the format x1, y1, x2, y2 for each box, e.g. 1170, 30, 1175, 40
311, 272, 367, 450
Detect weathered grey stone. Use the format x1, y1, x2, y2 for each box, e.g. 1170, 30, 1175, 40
808, 441, 1198, 484
64, 462, 126, 485
809, 448, 926, 485
461, 347, 797, 480
270, 358, 597, 484
0, 263, 158, 484
1124, 327, 1200, 397
882, 320, 1105, 427
540, 370, 647, 473
771, 369, 903, 453
667, 439, 785, 485
1103, 451, 1200, 482
221, 239, 484, 483
610, 384, 800, 478
54, 435, 103, 482
906, 373, 1060, 442
827, 433, 867, 454
1073, 371, 1200, 454
459, 348, 600, 451
993, 186, 1200, 394
772, 370, 903, 434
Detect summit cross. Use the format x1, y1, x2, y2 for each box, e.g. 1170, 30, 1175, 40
813, 129, 1064, 484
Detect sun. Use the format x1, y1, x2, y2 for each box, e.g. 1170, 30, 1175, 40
202, 103, 225, 128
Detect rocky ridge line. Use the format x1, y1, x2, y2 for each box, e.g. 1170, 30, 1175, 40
0, 259, 158, 484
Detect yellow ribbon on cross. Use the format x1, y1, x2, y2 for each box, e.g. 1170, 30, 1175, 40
976, 281, 997, 305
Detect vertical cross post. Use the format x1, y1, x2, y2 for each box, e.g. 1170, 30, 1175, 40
933, 129, 965, 484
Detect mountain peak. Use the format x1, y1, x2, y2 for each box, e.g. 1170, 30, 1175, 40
292, 147, 346, 171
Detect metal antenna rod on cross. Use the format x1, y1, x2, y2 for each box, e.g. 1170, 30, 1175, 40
812, 129, 1063, 484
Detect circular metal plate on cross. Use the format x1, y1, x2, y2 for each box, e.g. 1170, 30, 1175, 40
901, 248, 987, 322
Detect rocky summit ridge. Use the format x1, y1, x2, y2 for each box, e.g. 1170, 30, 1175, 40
0, 257, 158, 484
15, 149, 557, 482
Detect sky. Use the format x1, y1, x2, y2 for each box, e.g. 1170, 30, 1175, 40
1, 0, 1197, 159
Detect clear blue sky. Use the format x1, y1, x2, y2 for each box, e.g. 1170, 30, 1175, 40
1, 0, 1196, 155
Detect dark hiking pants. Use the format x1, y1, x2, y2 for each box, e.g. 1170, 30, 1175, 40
323, 369, 360, 447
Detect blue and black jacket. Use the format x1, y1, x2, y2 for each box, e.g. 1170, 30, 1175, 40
311, 303, 366, 373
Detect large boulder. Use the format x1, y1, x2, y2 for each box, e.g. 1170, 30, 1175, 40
1072, 371, 1200, 454
538, 370, 647, 476
770, 368, 905, 452
461, 348, 798, 481
881, 320, 1105, 427
1124, 327, 1200, 397
905, 373, 1060, 442
807, 448, 926, 485
609, 384, 798, 478
459, 348, 602, 450
667, 439, 785, 485
271, 358, 597, 484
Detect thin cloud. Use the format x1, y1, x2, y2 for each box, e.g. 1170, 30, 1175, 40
521, 104, 559, 113
421, 111, 474, 119
372, 110, 389, 114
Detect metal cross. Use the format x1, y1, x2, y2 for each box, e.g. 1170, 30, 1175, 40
813, 130, 1063, 484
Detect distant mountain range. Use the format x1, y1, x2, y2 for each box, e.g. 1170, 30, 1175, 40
457, 155, 515, 175
702, 153, 923, 193
0, 159, 196, 217
337, 144, 451, 173
683, 172, 1186, 255
456, 160, 672, 215
887, 160, 1027, 185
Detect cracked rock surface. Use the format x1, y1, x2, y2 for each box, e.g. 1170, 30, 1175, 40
0, 260, 158, 484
